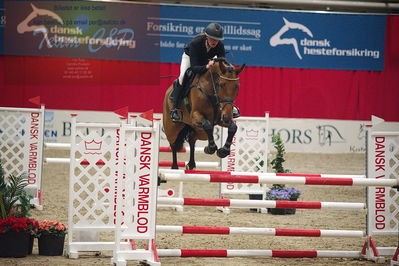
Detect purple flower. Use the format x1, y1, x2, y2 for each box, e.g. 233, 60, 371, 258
266, 187, 301, 201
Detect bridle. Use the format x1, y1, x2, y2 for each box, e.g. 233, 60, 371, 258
209, 69, 238, 108
193, 61, 239, 123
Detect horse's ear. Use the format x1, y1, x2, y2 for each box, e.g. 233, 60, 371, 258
31, 3, 38, 11
218, 61, 227, 74
235, 64, 246, 75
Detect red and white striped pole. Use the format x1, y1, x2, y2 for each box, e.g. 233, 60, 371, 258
156, 225, 364, 238
157, 197, 365, 210
157, 249, 361, 258
159, 171, 397, 187
159, 169, 366, 179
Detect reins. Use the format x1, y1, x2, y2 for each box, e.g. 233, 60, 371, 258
218, 75, 239, 81
192, 61, 239, 124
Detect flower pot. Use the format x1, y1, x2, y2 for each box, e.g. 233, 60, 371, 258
249, 194, 263, 211
38, 234, 65, 256
267, 207, 296, 215
28, 234, 34, 255
0, 231, 30, 257
267, 198, 298, 215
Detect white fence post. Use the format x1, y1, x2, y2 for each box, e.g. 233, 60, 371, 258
0, 106, 45, 210
67, 115, 125, 258
366, 116, 399, 262
112, 121, 160, 265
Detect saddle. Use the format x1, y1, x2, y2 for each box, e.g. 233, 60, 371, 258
181, 68, 195, 98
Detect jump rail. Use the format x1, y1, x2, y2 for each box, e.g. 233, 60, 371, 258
159, 169, 365, 179
156, 225, 364, 237
157, 249, 362, 258
157, 197, 365, 210
159, 172, 396, 187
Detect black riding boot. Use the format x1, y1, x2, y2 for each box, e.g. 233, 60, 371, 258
170, 80, 184, 122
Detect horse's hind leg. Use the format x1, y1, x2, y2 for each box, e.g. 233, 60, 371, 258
217, 121, 237, 158
186, 133, 196, 170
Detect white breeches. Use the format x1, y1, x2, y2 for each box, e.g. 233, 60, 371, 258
178, 52, 190, 85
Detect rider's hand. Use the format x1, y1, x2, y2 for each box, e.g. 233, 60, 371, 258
206, 60, 215, 69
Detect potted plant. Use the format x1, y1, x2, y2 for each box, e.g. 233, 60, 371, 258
266, 185, 301, 214
36, 220, 68, 256
267, 134, 302, 215
0, 216, 38, 257
0, 162, 36, 257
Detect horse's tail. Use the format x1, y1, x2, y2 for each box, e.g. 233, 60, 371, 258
172, 125, 193, 151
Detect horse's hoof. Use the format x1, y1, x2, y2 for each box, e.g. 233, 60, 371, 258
185, 163, 196, 170
204, 145, 217, 155
217, 148, 230, 158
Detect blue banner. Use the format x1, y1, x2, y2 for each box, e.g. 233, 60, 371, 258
0, 2, 386, 70
156, 5, 386, 70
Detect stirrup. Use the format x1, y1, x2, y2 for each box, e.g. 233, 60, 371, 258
232, 106, 240, 119
170, 109, 182, 122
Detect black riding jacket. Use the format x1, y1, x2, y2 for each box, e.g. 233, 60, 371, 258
184, 35, 225, 75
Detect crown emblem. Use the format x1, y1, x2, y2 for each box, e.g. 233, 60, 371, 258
84, 139, 102, 154
245, 129, 259, 138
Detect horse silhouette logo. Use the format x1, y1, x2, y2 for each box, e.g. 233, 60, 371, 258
357, 123, 366, 140
317, 125, 345, 146
269, 17, 313, 60
17, 3, 63, 47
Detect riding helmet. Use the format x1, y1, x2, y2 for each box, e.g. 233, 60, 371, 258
204, 23, 224, 41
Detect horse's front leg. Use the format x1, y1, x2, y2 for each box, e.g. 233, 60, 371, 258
186, 135, 196, 170
217, 121, 237, 158
171, 148, 179, 169
202, 119, 218, 155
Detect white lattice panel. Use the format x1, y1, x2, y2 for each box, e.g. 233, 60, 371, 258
220, 113, 269, 195
68, 117, 123, 256
0, 106, 44, 209
69, 120, 121, 228
68, 116, 161, 262
368, 130, 399, 236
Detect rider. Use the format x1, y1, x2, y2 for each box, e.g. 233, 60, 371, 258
170, 22, 240, 122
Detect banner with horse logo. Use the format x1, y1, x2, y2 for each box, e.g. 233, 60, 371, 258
3, 1, 160, 62
157, 5, 386, 70
1, 2, 386, 70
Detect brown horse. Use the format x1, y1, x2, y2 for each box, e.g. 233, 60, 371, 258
163, 58, 245, 169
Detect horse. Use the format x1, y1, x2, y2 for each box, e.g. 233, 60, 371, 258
163, 58, 245, 170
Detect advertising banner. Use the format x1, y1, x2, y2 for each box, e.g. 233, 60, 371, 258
1, 1, 386, 70
157, 5, 386, 70
4, 1, 159, 62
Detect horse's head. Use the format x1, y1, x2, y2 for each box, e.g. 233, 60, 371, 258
210, 58, 245, 125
